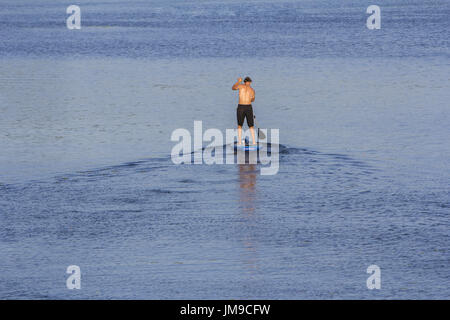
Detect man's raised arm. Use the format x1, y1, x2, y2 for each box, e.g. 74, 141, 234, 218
232, 77, 243, 90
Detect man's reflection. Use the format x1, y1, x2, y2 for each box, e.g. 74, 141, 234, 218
238, 164, 258, 274
239, 164, 257, 212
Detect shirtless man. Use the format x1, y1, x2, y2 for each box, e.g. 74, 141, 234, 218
232, 76, 256, 145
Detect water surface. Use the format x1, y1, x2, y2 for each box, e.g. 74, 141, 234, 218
0, 0, 449, 299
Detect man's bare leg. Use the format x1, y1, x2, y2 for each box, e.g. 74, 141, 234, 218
237, 125, 242, 145
249, 126, 256, 145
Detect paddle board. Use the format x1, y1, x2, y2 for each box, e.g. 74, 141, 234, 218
234, 144, 260, 151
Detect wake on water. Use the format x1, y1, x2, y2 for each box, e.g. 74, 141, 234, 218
41, 143, 374, 185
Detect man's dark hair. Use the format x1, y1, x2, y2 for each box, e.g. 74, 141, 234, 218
244, 76, 252, 83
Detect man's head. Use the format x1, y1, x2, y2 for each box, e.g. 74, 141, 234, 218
244, 76, 252, 84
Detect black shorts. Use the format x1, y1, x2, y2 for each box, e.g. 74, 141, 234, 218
236, 104, 254, 127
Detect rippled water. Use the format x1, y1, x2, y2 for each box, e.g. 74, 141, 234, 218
0, 0, 449, 299
1, 0, 449, 59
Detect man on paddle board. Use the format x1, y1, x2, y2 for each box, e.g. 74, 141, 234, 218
232, 76, 256, 145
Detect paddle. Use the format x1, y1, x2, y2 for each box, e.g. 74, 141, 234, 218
254, 115, 266, 140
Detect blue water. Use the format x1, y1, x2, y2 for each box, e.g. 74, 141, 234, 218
1, 0, 449, 59
0, 0, 449, 299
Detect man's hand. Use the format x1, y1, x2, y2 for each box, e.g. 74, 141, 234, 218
232, 77, 242, 90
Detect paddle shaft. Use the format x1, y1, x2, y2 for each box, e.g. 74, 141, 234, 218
253, 115, 266, 139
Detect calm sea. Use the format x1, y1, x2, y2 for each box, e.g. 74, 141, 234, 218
0, 0, 449, 299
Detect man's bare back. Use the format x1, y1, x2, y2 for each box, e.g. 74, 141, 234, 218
232, 77, 255, 104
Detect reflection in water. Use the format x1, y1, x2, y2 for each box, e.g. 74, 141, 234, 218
239, 164, 257, 213
238, 164, 258, 275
